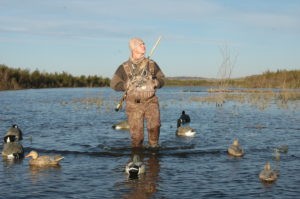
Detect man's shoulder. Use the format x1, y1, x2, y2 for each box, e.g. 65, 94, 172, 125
121, 59, 131, 65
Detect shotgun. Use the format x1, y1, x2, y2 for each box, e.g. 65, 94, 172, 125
115, 36, 162, 112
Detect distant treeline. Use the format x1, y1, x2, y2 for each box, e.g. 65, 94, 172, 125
1, 64, 299, 90
166, 69, 300, 89
235, 69, 300, 89
0, 64, 110, 90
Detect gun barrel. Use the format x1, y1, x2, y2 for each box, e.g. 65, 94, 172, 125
149, 36, 162, 58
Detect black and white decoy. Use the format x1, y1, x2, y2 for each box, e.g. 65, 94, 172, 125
2, 135, 24, 160
177, 111, 191, 128
125, 154, 145, 179
5, 124, 23, 141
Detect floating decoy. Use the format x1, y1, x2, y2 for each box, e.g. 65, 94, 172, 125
125, 154, 145, 179
1, 135, 24, 160
275, 145, 288, 153
176, 118, 196, 137
273, 145, 289, 161
25, 150, 64, 167
5, 124, 23, 141
227, 138, 244, 157
177, 111, 191, 127
112, 120, 130, 130
259, 161, 278, 183
176, 126, 196, 137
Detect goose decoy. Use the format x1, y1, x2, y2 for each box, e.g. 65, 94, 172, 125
125, 154, 145, 179
176, 126, 196, 137
1, 135, 24, 160
177, 111, 191, 128
227, 138, 244, 157
176, 118, 196, 137
5, 124, 23, 141
25, 150, 64, 167
259, 161, 278, 182
112, 120, 130, 130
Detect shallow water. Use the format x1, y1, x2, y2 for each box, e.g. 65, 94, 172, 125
0, 87, 299, 199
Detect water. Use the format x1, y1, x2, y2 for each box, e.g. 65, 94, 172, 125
0, 87, 299, 199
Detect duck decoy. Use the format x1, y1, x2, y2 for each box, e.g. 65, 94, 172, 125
25, 150, 64, 167
112, 120, 130, 130
2, 135, 24, 160
177, 111, 191, 127
125, 154, 145, 179
259, 161, 278, 183
275, 145, 288, 153
227, 138, 244, 157
5, 124, 23, 141
273, 145, 289, 161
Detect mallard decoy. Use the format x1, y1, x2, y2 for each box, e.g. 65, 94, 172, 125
5, 124, 23, 141
1, 135, 24, 160
125, 154, 145, 179
275, 145, 288, 153
177, 111, 191, 128
112, 120, 130, 130
25, 150, 64, 167
227, 138, 244, 157
273, 145, 289, 161
259, 161, 278, 182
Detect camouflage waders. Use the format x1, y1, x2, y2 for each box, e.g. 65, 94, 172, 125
126, 95, 160, 148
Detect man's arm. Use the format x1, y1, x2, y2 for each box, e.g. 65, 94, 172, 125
110, 65, 127, 91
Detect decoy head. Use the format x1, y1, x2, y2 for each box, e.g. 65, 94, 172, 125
25, 150, 39, 159
12, 124, 19, 128
264, 161, 271, 171
233, 138, 239, 146
132, 154, 141, 163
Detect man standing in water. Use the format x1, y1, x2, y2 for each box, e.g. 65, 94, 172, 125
110, 37, 165, 149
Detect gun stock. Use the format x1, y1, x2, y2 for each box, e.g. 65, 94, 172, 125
115, 91, 127, 112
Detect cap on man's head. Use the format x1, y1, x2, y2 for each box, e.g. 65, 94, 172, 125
129, 37, 144, 51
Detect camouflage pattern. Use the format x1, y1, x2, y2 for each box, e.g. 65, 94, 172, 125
110, 57, 165, 147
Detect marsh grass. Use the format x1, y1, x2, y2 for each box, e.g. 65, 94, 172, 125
60, 97, 107, 110
190, 89, 300, 110
199, 43, 300, 110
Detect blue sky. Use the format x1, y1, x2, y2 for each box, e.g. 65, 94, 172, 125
0, 0, 299, 78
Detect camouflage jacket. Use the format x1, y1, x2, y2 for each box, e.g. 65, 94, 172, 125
110, 58, 165, 92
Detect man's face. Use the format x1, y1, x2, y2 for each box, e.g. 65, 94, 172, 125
133, 41, 146, 54
130, 38, 146, 55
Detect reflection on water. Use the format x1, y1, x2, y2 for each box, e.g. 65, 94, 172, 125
0, 87, 299, 198
28, 165, 62, 184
